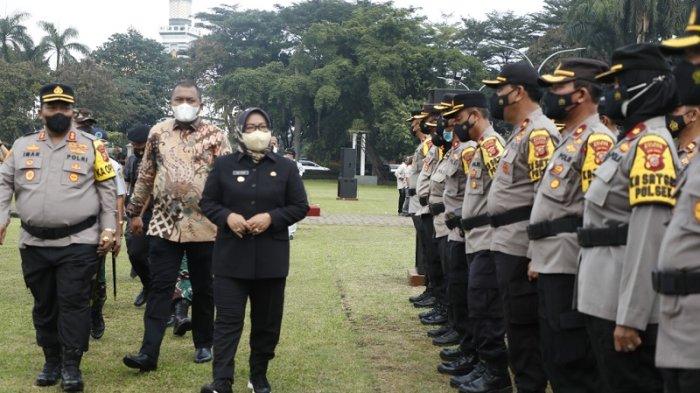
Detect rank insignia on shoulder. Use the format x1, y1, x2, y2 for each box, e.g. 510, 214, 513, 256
68, 131, 77, 142
37, 132, 46, 141
573, 124, 587, 137
625, 123, 646, 140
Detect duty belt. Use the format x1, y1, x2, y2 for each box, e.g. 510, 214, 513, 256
489, 206, 532, 228
652, 270, 700, 295
428, 202, 445, 216
527, 215, 583, 240
21, 216, 98, 240
407, 188, 417, 197
577, 224, 628, 248
461, 214, 490, 231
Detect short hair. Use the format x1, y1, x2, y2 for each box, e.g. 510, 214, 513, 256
574, 79, 603, 103
522, 84, 543, 102
173, 80, 202, 100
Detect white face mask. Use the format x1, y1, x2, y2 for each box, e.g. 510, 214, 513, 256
172, 103, 199, 123
241, 130, 272, 152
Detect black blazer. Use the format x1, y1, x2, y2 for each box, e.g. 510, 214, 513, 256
200, 151, 309, 279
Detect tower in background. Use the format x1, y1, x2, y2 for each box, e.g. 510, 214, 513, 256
159, 0, 200, 56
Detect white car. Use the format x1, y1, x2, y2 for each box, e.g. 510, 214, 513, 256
299, 159, 330, 171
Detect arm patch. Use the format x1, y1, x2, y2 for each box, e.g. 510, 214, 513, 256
480, 136, 504, 178
527, 129, 555, 182
628, 134, 676, 207
581, 133, 614, 192
461, 146, 476, 173
93, 140, 116, 182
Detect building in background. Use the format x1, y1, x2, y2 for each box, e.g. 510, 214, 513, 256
159, 0, 200, 56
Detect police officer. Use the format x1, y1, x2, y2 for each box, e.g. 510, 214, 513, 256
0, 84, 117, 392
483, 61, 559, 393
434, 94, 479, 375
452, 94, 510, 393
577, 44, 679, 393
530, 59, 614, 393
652, 51, 700, 393
408, 108, 433, 306
661, 1, 700, 65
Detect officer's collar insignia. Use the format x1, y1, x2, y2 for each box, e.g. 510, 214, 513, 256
67, 131, 77, 142
37, 131, 46, 141
520, 119, 530, 130
625, 123, 646, 140
26, 144, 40, 152
573, 124, 587, 137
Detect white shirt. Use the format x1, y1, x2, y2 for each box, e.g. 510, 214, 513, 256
110, 158, 127, 197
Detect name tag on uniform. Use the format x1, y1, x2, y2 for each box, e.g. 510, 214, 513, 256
232, 170, 250, 176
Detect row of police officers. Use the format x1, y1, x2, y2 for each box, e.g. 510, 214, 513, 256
406, 5, 700, 393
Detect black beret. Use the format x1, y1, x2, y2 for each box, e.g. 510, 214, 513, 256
127, 124, 150, 143
539, 58, 610, 86
40, 83, 75, 104
596, 43, 671, 83
483, 61, 539, 88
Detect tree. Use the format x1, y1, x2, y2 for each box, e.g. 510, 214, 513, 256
0, 12, 32, 62
38, 21, 89, 69
0, 60, 48, 142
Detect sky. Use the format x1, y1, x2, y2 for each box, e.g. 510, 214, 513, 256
1, 0, 545, 50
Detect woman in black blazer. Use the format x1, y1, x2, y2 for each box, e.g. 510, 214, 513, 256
199, 108, 309, 393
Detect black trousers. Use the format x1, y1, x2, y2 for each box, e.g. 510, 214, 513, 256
398, 188, 406, 214
538, 274, 601, 393
465, 250, 507, 369
213, 276, 286, 382
585, 316, 662, 393
125, 216, 151, 290
420, 214, 445, 305
662, 368, 700, 393
493, 251, 546, 393
447, 241, 470, 341
20, 244, 99, 352
140, 237, 214, 359
411, 215, 426, 276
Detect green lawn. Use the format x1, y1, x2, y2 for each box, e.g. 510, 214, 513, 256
0, 180, 457, 393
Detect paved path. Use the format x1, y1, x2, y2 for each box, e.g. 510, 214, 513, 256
301, 214, 414, 227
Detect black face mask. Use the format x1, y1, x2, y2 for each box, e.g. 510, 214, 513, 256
420, 120, 430, 134
453, 115, 473, 142
542, 90, 577, 121
665, 113, 689, 136
436, 116, 447, 134
133, 149, 145, 158
45, 113, 72, 134
490, 90, 514, 121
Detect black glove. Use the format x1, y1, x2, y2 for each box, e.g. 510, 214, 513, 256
419, 196, 428, 206
429, 202, 445, 216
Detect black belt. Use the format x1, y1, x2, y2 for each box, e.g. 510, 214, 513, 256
461, 214, 490, 231
407, 188, 416, 197
652, 270, 700, 295
577, 224, 628, 247
21, 216, 98, 240
445, 214, 461, 230
429, 202, 445, 216
527, 215, 583, 240
489, 206, 532, 228
419, 196, 428, 206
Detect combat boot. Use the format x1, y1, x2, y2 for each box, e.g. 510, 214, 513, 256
458, 365, 511, 393
413, 295, 437, 308
450, 361, 485, 389
201, 379, 233, 393
60, 347, 84, 392
409, 288, 431, 303
439, 346, 462, 362
35, 346, 61, 386
173, 298, 192, 336
427, 325, 451, 338
438, 354, 477, 376
433, 329, 461, 346
419, 307, 439, 319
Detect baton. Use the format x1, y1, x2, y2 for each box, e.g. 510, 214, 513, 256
112, 253, 117, 299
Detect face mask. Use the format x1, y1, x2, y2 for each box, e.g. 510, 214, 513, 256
490, 90, 514, 121
45, 113, 72, 134
172, 103, 199, 123
601, 87, 626, 123
665, 112, 691, 136
241, 130, 272, 152
134, 149, 145, 158
420, 121, 430, 134
542, 90, 577, 121
621, 78, 661, 118
436, 116, 447, 134
453, 114, 474, 142
443, 130, 453, 143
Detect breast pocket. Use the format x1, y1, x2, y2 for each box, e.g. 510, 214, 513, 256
467, 167, 484, 195
431, 170, 446, 183
541, 162, 572, 202
585, 159, 617, 207
61, 160, 90, 188
16, 157, 42, 185
496, 148, 516, 184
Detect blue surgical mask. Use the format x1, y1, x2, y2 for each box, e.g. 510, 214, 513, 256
443, 130, 453, 143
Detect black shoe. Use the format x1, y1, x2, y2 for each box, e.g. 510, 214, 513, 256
36, 346, 61, 387
458, 367, 511, 393
433, 329, 461, 346
414, 296, 437, 308
420, 311, 447, 325
195, 347, 213, 364
427, 325, 451, 338
439, 347, 462, 362
201, 379, 233, 393
248, 375, 272, 393
166, 314, 175, 327
409, 289, 431, 303
450, 362, 485, 388
90, 304, 105, 340
123, 353, 157, 372
419, 307, 439, 319
60, 347, 83, 392
437, 354, 477, 376
173, 299, 192, 337
133, 288, 147, 307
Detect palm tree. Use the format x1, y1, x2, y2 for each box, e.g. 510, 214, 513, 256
0, 12, 32, 62
20, 40, 49, 67
38, 21, 89, 69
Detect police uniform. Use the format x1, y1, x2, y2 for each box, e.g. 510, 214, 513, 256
577, 45, 679, 393
653, 56, 700, 393
483, 62, 559, 393
408, 109, 432, 281
530, 59, 613, 392
0, 84, 117, 391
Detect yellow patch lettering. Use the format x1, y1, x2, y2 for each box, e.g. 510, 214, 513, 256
581, 133, 614, 192
479, 136, 504, 178
92, 140, 116, 182
527, 129, 555, 182
628, 135, 676, 207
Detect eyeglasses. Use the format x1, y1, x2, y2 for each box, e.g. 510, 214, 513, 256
244, 124, 269, 132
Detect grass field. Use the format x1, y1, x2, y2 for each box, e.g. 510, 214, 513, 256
0, 180, 458, 393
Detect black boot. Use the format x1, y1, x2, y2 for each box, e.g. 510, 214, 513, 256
90, 302, 105, 340
450, 362, 485, 389
458, 365, 511, 393
420, 305, 447, 325
439, 346, 462, 362
201, 379, 233, 393
437, 354, 477, 376
432, 329, 461, 346
60, 347, 84, 392
427, 325, 451, 338
413, 295, 437, 308
419, 307, 439, 319
409, 288, 431, 303
35, 346, 61, 387
248, 375, 271, 393
133, 287, 147, 307
173, 299, 192, 336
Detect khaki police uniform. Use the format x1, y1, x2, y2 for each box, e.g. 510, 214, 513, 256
409, 138, 431, 276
